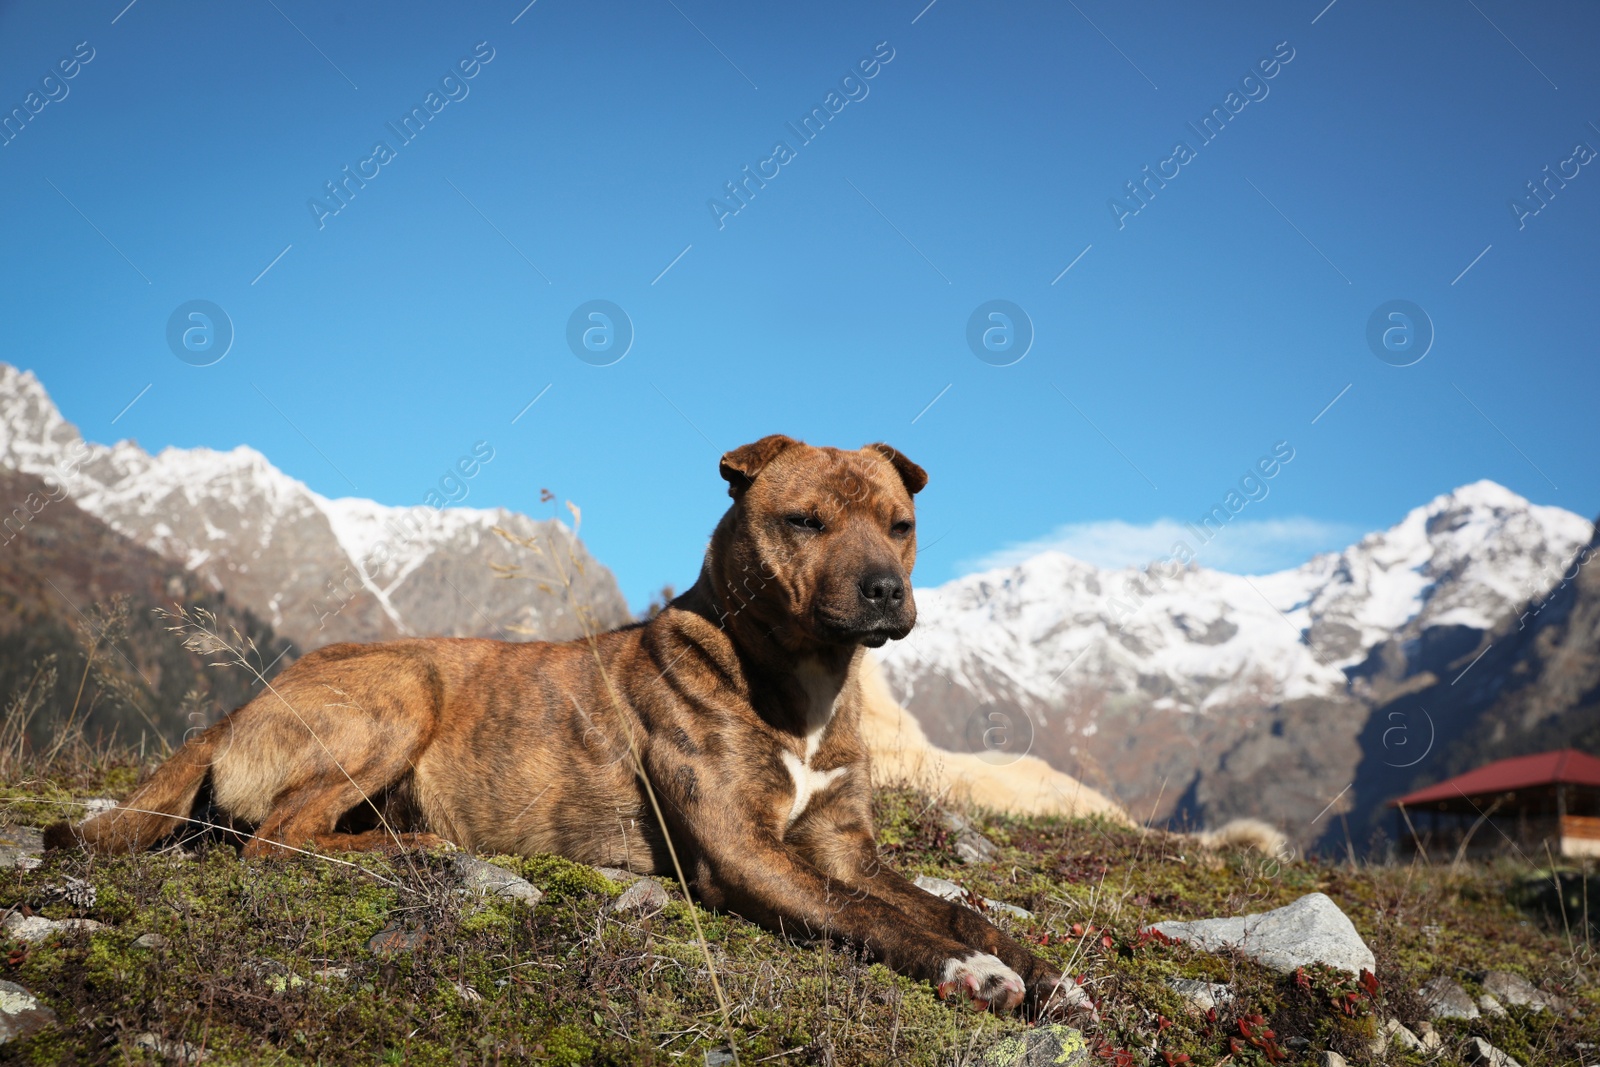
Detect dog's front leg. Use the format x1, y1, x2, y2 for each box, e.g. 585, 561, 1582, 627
692, 829, 1027, 1012
645, 765, 1025, 1011
787, 804, 1067, 1018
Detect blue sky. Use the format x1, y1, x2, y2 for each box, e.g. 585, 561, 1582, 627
2, 0, 1597, 610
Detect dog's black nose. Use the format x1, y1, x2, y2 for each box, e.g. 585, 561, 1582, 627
859, 571, 905, 604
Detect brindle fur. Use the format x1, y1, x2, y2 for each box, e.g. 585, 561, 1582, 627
48, 436, 1064, 1015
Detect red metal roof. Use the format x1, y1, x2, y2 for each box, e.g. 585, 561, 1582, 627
1391, 748, 1600, 807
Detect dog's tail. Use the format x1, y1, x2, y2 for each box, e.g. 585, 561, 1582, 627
43, 722, 224, 854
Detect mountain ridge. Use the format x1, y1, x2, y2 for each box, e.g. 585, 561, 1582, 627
877, 478, 1594, 842
0, 364, 631, 650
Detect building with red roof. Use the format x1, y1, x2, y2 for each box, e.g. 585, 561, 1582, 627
1389, 749, 1600, 860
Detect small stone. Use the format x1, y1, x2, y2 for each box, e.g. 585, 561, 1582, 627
940, 810, 1000, 865
1418, 976, 1479, 1020
1369, 1017, 1423, 1054
914, 873, 965, 899
1414, 1021, 1442, 1050
1045, 982, 1097, 1020
1147, 892, 1375, 975
912, 874, 1033, 920
367, 921, 428, 956
1320, 1054, 1348, 1067
312, 967, 349, 983
1165, 978, 1233, 1011
1480, 970, 1567, 1013
0, 826, 44, 871
0, 915, 57, 944
0, 981, 57, 1046
79, 798, 118, 819
1465, 1036, 1523, 1067
1478, 993, 1507, 1017
455, 856, 543, 906
133, 933, 170, 950
980, 1024, 1088, 1066
135, 1030, 209, 1063
594, 866, 640, 885
705, 1048, 736, 1066
608, 878, 668, 916
0, 913, 103, 944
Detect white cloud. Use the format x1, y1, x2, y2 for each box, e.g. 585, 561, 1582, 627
966, 516, 1364, 576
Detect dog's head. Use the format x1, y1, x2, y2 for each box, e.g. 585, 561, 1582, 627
712, 434, 926, 650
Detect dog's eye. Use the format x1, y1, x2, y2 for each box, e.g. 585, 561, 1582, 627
891, 520, 914, 537
786, 514, 825, 532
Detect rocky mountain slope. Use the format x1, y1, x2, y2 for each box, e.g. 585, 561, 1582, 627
1340, 518, 1600, 851
0, 364, 630, 652
877, 482, 1595, 843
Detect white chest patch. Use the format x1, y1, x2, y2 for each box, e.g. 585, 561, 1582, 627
782, 751, 847, 825
782, 659, 848, 825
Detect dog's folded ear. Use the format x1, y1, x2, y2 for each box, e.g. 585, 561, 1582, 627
865, 443, 928, 495
720, 434, 800, 497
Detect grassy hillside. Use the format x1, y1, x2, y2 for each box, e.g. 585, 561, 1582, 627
1, 748, 1594, 1066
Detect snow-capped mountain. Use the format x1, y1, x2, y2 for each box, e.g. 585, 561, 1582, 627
878, 481, 1595, 838
0, 364, 630, 648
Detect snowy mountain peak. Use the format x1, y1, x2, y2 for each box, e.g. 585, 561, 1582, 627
0, 363, 85, 472
0, 363, 630, 646
881, 480, 1591, 717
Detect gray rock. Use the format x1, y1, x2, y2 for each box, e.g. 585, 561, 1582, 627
594, 866, 640, 885
1148, 892, 1375, 975
940, 810, 1000, 865
1320, 1053, 1348, 1067
1481, 970, 1566, 1013
1465, 1036, 1523, 1067
135, 1030, 209, 1063
79, 798, 118, 820
1414, 1021, 1443, 1050
608, 878, 668, 916
1369, 1017, 1423, 1054
133, 932, 170, 950
0, 826, 43, 871
980, 1024, 1088, 1066
1478, 993, 1507, 1017
705, 1048, 736, 1066
1418, 976, 1480, 1020
0, 913, 104, 944
1165, 978, 1233, 1011
455, 856, 543, 906
913, 874, 1032, 920
0, 981, 57, 1045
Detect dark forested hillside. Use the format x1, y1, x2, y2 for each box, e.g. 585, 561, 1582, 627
0, 467, 292, 749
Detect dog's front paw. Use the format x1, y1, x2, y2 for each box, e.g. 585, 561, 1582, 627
937, 952, 1026, 1012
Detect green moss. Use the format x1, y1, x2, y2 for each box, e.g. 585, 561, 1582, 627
508, 852, 623, 902
2, 786, 1594, 1065
0, 781, 85, 825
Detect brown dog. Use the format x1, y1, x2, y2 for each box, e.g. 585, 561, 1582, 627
50, 435, 1064, 1015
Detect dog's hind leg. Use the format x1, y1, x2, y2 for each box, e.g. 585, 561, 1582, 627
236, 726, 446, 858
242, 778, 450, 858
